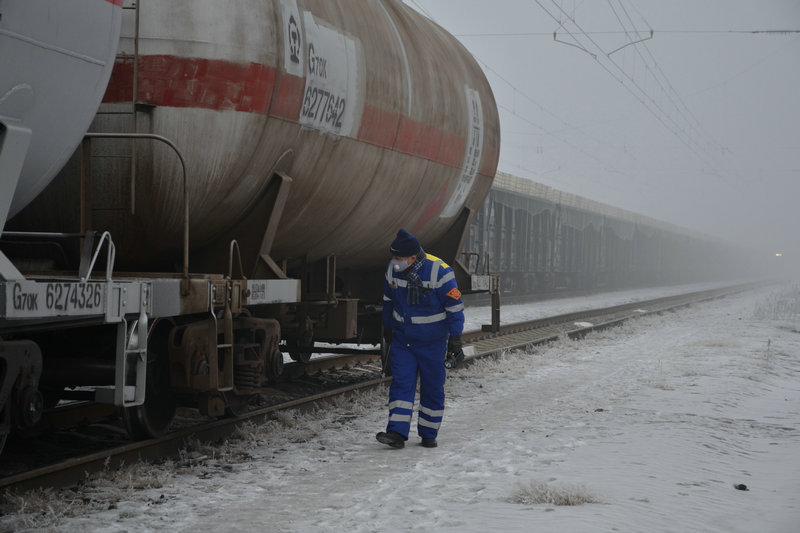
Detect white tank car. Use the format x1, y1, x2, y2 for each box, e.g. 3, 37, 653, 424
0, 0, 122, 223
0, 0, 122, 455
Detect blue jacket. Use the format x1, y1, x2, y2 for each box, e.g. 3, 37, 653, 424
382, 253, 465, 344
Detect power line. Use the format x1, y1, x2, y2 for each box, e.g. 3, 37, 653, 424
406, 0, 645, 176
608, 0, 717, 154
534, 0, 718, 166
621, 2, 719, 141
407, 0, 667, 194
454, 29, 800, 37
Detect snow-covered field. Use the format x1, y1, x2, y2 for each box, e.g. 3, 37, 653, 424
2, 282, 798, 533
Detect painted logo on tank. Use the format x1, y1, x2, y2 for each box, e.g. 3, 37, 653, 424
288, 15, 301, 65
280, 0, 304, 77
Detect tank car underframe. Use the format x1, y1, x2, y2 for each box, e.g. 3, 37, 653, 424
0, 233, 301, 447
0, 339, 43, 454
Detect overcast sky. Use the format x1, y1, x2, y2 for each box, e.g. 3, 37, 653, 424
406, 0, 799, 271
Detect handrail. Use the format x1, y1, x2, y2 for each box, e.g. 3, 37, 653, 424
81, 231, 116, 282
84, 133, 189, 282
228, 240, 246, 281
1, 231, 88, 238
0, 230, 114, 280
461, 251, 481, 274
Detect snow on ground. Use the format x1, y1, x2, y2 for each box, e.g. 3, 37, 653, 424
2, 282, 799, 532
461, 281, 737, 332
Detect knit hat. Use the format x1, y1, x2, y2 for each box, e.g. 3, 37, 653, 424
390, 228, 421, 257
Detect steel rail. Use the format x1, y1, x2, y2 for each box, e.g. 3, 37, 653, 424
0, 282, 759, 493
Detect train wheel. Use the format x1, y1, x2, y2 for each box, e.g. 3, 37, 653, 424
288, 316, 314, 363
268, 347, 285, 381
287, 338, 313, 364
123, 323, 176, 440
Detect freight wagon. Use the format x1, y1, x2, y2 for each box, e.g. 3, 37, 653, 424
465, 172, 747, 296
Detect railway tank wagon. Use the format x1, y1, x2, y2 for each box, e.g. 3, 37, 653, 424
0, 0, 500, 450
0, 0, 123, 455
1, 0, 122, 222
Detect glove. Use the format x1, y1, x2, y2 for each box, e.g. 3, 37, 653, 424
447, 336, 462, 353
445, 336, 465, 369
383, 328, 392, 346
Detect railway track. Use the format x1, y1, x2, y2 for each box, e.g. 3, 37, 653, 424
0, 283, 757, 493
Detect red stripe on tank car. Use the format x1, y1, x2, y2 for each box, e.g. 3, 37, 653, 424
103, 0, 124, 6
269, 72, 304, 121
357, 104, 400, 148
357, 106, 463, 168
395, 116, 442, 161
437, 131, 466, 168
102, 55, 491, 174
104, 55, 276, 114
140, 56, 275, 113
103, 58, 135, 102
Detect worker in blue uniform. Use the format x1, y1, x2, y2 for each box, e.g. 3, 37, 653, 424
376, 228, 465, 449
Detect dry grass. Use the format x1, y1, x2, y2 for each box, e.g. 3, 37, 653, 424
753, 285, 800, 321
509, 479, 601, 506
0, 456, 175, 530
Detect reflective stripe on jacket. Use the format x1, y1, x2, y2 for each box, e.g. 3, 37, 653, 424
382, 253, 465, 343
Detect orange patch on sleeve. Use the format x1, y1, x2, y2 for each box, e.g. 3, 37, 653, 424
445, 287, 462, 300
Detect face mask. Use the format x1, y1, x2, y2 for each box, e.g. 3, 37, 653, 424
390, 258, 409, 272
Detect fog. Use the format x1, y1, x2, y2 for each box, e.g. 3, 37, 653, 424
406, 0, 800, 278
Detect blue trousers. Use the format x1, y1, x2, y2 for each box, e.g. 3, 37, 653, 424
385, 338, 447, 440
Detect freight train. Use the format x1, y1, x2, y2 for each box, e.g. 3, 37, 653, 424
0, 0, 499, 452
466, 172, 749, 296
0, 0, 746, 457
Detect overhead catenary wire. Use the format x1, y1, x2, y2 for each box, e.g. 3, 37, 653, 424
447, 1, 797, 188
407, 0, 680, 197
453, 29, 800, 37
405, 0, 768, 200
405, 0, 646, 178
535, 0, 720, 168
609, 0, 725, 160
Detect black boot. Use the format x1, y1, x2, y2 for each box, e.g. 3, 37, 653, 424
420, 438, 438, 448
376, 431, 405, 449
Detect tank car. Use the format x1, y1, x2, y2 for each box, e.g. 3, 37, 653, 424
1, 0, 122, 221
0, 0, 499, 450
0, 0, 122, 453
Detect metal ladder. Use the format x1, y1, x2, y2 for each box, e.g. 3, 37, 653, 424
82, 0, 141, 232
72, 231, 150, 408
94, 284, 150, 407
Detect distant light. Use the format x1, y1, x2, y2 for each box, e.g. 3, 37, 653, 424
775, 253, 783, 257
